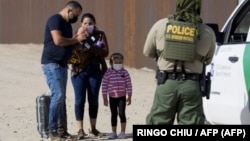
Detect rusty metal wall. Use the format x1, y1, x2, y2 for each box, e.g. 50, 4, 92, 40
0, 0, 237, 69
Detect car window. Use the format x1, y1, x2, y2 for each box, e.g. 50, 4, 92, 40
229, 10, 250, 43
235, 11, 250, 34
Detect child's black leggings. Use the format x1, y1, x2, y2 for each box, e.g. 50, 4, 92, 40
109, 96, 126, 126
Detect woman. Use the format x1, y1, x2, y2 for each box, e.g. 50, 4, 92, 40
70, 13, 109, 139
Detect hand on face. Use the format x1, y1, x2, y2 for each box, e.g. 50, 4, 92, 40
81, 17, 95, 33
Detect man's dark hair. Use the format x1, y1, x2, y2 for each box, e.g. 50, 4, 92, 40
65, 1, 82, 10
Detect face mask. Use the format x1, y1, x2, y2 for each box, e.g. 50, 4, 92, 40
113, 64, 123, 71
68, 16, 78, 23
86, 25, 94, 34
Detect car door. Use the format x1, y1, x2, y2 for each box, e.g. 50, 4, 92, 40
203, 0, 250, 124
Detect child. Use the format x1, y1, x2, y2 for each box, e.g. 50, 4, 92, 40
101, 52, 133, 139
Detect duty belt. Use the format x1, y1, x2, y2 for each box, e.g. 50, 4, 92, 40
167, 73, 200, 81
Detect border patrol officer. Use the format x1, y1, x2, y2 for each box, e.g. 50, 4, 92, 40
143, 0, 216, 124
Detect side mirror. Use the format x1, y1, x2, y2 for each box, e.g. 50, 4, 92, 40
206, 23, 224, 44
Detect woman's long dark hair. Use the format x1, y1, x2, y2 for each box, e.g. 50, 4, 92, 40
80, 13, 96, 24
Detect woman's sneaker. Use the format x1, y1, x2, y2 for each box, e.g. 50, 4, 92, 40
117, 132, 126, 139
77, 129, 87, 140
108, 132, 118, 139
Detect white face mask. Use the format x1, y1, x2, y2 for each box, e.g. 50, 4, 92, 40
113, 64, 123, 71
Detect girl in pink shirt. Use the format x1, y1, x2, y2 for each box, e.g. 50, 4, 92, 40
101, 52, 132, 139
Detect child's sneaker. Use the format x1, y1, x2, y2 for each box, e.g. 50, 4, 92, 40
108, 132, 118, 139
118, 132, 126, 139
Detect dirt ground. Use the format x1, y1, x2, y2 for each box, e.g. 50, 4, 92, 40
0, 44, 157, 141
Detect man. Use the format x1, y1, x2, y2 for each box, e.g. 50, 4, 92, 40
143, 0, 216, 125
41, 1, 85, 140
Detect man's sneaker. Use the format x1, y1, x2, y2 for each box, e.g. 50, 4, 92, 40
77, 129, 87, 140
60, 131, 72, 139
90, 128, 101, 136
108, 132, 118, 139
117, 132, 126, 139
49, 131, 60, 141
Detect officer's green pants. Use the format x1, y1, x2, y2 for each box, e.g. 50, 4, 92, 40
146, 79, 205, 124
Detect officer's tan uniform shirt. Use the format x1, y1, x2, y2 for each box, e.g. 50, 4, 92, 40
143, 18, 216, 74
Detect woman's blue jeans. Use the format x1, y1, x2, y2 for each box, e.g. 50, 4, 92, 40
42, 63, 68, 131
71, 63, 102, 120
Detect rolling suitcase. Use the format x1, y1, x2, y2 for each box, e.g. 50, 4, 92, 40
36, 92, 51, 138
